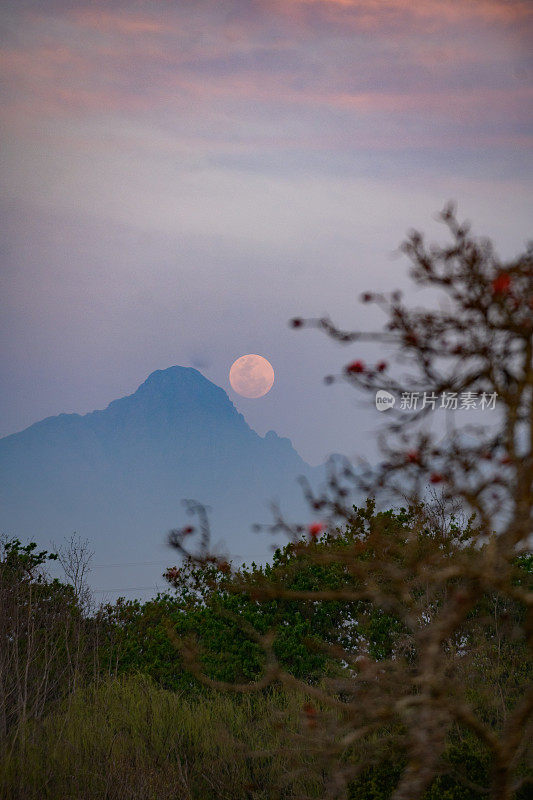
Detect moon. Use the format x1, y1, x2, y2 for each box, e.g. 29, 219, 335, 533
229, 354, 275, 399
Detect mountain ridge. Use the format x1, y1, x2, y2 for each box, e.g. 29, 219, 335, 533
2, 367, 294, 454
0, 366, 322, 596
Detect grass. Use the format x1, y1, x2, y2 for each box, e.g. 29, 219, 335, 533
0, 674, 322, 800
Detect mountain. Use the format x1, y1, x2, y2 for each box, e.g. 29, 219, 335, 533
0, 367, 323, 598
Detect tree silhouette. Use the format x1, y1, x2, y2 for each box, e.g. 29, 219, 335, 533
168, 205, 532, 800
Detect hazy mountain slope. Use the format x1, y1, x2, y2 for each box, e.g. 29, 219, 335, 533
0, 367, 323, 596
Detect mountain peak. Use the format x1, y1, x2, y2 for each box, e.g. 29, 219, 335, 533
136, 366, 218, 397
142, 366, 205, 387
103, 365, 237, 420
136, 365, 225, 397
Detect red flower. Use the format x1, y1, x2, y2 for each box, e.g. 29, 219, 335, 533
361, 292, 373, 303
406, 451, 420, 464
430, 473, 444, 484
164, 567, 180, 581
308, 522, 324, 539
491, 273, 511, 295
290, 317, 303, 328
376, 361, 387, 372
346, 360, 365, 374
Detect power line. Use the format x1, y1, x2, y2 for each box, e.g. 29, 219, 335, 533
93, 561, 172, 568
93, 588, 159, 593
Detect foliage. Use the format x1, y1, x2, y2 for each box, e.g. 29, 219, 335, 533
0, 674, 322, 800
3, 672, 532, 800
0, 536, 98, 740
100, 503, 457, 690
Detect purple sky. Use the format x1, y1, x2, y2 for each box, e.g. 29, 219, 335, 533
1, 0, 532, 465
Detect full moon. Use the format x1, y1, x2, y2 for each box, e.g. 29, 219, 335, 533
229, 354, 275, 399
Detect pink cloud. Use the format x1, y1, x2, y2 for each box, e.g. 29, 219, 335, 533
276, 0, 532, 29
67, 9, 168, 36
0, 0, 530, 157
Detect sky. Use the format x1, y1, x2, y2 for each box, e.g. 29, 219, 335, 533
1, 0, 532, 467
